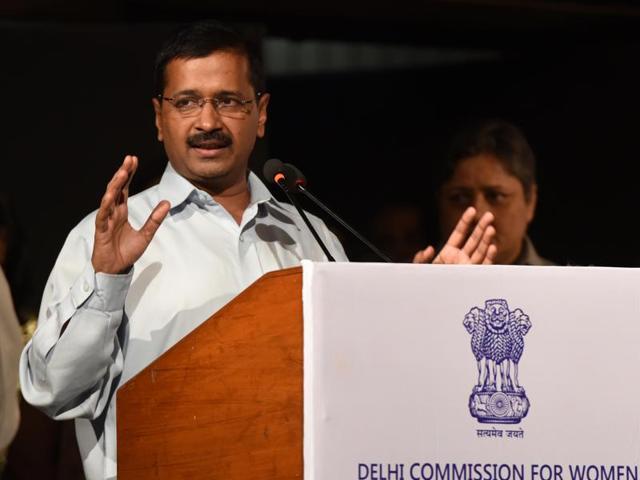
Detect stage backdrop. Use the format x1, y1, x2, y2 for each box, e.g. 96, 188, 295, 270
302, 262, 640, 480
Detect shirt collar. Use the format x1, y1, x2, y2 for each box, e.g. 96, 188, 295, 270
156, 162, 197, 209
515, 236, 553, 266
156, 162, 275, 211
247, 168, 272, 207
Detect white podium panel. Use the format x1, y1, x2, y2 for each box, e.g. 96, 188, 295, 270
302, 262, 640, 480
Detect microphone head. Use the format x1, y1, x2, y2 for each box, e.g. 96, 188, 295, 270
263, 158, 303, 191
263, 158, 285, 184
283, 163, 307, 187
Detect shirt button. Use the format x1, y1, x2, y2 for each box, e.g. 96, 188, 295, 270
83, 280, 91, 292
239, 235, 244, 242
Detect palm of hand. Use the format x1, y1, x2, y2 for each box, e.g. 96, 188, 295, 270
93, 208, 148, 274
433, 245, 472, 265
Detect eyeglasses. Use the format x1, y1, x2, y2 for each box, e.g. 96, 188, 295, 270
158, 92, 262, 119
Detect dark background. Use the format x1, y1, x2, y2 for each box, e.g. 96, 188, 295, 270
2, 0, 640, 311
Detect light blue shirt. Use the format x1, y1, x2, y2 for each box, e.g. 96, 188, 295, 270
20, 163, 347, 479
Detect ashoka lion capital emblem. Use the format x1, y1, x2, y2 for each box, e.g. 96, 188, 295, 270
463, 299, 531, 424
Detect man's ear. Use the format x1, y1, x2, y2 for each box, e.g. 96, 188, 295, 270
152, 97, 164, 142
256, 93, 270, 139
526, 183, 538, 224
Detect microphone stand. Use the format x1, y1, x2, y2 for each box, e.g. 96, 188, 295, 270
295, 184, 392, 263
275, 179, 336, 262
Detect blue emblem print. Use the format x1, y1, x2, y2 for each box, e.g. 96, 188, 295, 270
463, 299, 531, 424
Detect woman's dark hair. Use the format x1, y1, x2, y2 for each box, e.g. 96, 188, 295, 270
442, 119, 537, 200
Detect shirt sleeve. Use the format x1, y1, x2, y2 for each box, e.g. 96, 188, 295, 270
19, 217, 132, 421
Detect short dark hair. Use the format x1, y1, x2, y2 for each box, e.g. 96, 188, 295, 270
154, 20, 266, 96
442, 119, 537, 200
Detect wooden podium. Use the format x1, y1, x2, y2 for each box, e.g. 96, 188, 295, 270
117, 267, 303, 479
115, 262, 640, 478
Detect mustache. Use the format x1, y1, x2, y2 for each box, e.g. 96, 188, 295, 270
187, 130, 232, 148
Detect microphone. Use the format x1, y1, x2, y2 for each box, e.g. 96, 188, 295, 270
263, 159, 335, 262
281, 163, 306, 188
279, 160, 393, 264
263, 158, 299, 191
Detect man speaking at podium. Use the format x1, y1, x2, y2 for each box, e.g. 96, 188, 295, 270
19, 21, 496, 480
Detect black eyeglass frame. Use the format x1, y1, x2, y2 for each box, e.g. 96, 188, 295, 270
157, 92, 263, 116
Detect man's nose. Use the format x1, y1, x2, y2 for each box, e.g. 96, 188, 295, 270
195, 101, 223, 131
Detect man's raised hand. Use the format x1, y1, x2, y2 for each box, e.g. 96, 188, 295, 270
91, 155, 170, 274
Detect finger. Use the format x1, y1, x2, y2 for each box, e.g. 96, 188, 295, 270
121, 155, 138, 203
105, 155, 132, 191
444, 207, 477, 249
105, 164, 132, 206
483, 244, 498, 265
468, 223, 495, 263
139, 200, 171, 243
412, 246, 435, 264
124, 154, 138, 177
95, 191, 115, 233
114, 155, 137, 204
470, 225, 495, 264
462, 211, 494, 257
104, 155, 134, 199
96, 156, 136, 233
